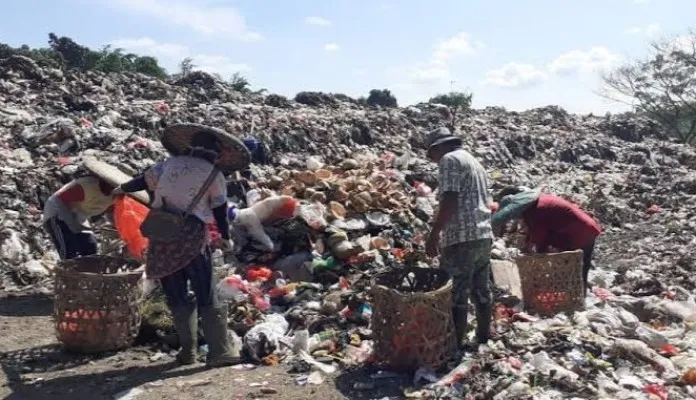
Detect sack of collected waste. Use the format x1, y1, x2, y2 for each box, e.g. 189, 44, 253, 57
230, 195, 298, 250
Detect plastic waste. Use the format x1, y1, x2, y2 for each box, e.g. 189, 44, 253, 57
246, 266, 272, 282
216, 275, 269, 311
613, 339, 675, 373
298, 350, 336, 374
306, 156, 323, 171
292, 329, 309, 354
530, 351, 579, 381
436, 360, 478, 386
246, 189, 262, 206
231, 196, 298, 250
299, 203, 327, 230
113, 196, 149, 260
644, 383, 668, 400
140, 271, 158, 297
233, 209, 274, 251
243, 314, 289, 360
414, 181, 433, 197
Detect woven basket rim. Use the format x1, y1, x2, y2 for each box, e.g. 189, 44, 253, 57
57, 255, 144, 277
370, 267, 452, 297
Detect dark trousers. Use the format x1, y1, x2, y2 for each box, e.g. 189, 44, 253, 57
160, 248, 215, 308
581, 240, 596, 291
43, 217, 98, 260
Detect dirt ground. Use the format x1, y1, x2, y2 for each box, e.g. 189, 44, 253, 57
0, 295, 409, 400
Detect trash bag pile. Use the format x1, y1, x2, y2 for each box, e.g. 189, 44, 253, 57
2, 60, 696, 398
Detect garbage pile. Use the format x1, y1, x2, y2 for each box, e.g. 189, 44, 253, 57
2, 60, 696, 398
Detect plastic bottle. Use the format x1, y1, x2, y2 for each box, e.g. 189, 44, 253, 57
292, 329, 309, 354
308, 329, 338, 352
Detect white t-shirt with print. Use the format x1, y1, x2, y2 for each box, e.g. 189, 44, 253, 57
145, 155, 227, 223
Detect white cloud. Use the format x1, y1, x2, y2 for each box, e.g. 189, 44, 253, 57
107, 0, 262, 41
482, 62, 547, 89
305, 16, 331, 26
353, 68, 367, 76
624, 23, 660, 37
323, 43, 340, 52
110, 37, 251, 77
548, 46, 621, 75
111, 37, 189, 60
195, 54, 252, 77
404, 32, 482, 85
432, 32, 480, 64
409, 64, 451, 84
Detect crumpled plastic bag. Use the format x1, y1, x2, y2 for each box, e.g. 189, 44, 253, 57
613, 338, 676, 374
243, 314, 289, 362
113, 196, 149, 260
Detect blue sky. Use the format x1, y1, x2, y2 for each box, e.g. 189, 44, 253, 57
2, 0, 695, 113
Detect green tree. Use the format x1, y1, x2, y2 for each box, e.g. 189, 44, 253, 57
365, 89, 398, 108
179, 57, 195, 77
429, 91, 473, 128
48, 33, 96, 70
602, 32, 696, 144
94, 46, 124, 73
230, 72, 251, 93
132, 56, 167, 78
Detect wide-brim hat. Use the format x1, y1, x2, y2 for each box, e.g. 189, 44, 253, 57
424, 127, 462, 156
161, 123, 251, 172
83, 157, 150, 205
491, 189, 541, 227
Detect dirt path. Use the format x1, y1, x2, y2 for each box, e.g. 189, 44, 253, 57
0, 295, 407, 400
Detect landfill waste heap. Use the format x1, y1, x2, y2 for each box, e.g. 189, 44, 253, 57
2, 55, 696, 399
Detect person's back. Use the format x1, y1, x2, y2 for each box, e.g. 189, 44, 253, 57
523, 194, 601, 251
438, 148, 492, 247
44, 176, 113, 224
146, 155, 227, 224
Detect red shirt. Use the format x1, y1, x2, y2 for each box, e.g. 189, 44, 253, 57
523, 194, 602, 251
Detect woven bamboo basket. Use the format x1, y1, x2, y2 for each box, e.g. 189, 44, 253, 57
54, 255, 143, 353
516, 250, 584, 317
371, 267, 456, 371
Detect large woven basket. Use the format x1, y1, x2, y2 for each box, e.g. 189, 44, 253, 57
371, 267, 456, 371
54, 256, 143, 353
516, 250, 584, 316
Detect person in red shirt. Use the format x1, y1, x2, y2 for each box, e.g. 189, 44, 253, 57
42, 176, 115, 260
492, 189, 602, 292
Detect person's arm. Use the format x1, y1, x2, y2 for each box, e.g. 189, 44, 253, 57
212, 204, 230, 240
526, 220, 549, 253
119, 175, 148, 193
430, 192, 458, 238
209, 173, 231, 241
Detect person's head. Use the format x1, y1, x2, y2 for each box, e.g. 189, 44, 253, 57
188, 131, 221, 164
424, 127, 462, 163
97, 177, 115, 196
494, 186, 524, 202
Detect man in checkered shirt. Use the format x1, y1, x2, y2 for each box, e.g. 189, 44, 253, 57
424, 127, 493, 349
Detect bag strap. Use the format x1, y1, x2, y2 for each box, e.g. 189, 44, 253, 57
184, 167, 219, 215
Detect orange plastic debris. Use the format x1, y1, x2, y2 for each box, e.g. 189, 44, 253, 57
113, 196, 149, 260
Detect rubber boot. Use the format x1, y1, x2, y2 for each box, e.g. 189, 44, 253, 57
200, 305, 242, 368
452, 306, 469, 348
171, 304, 197, 365
474, 301, 493, 345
